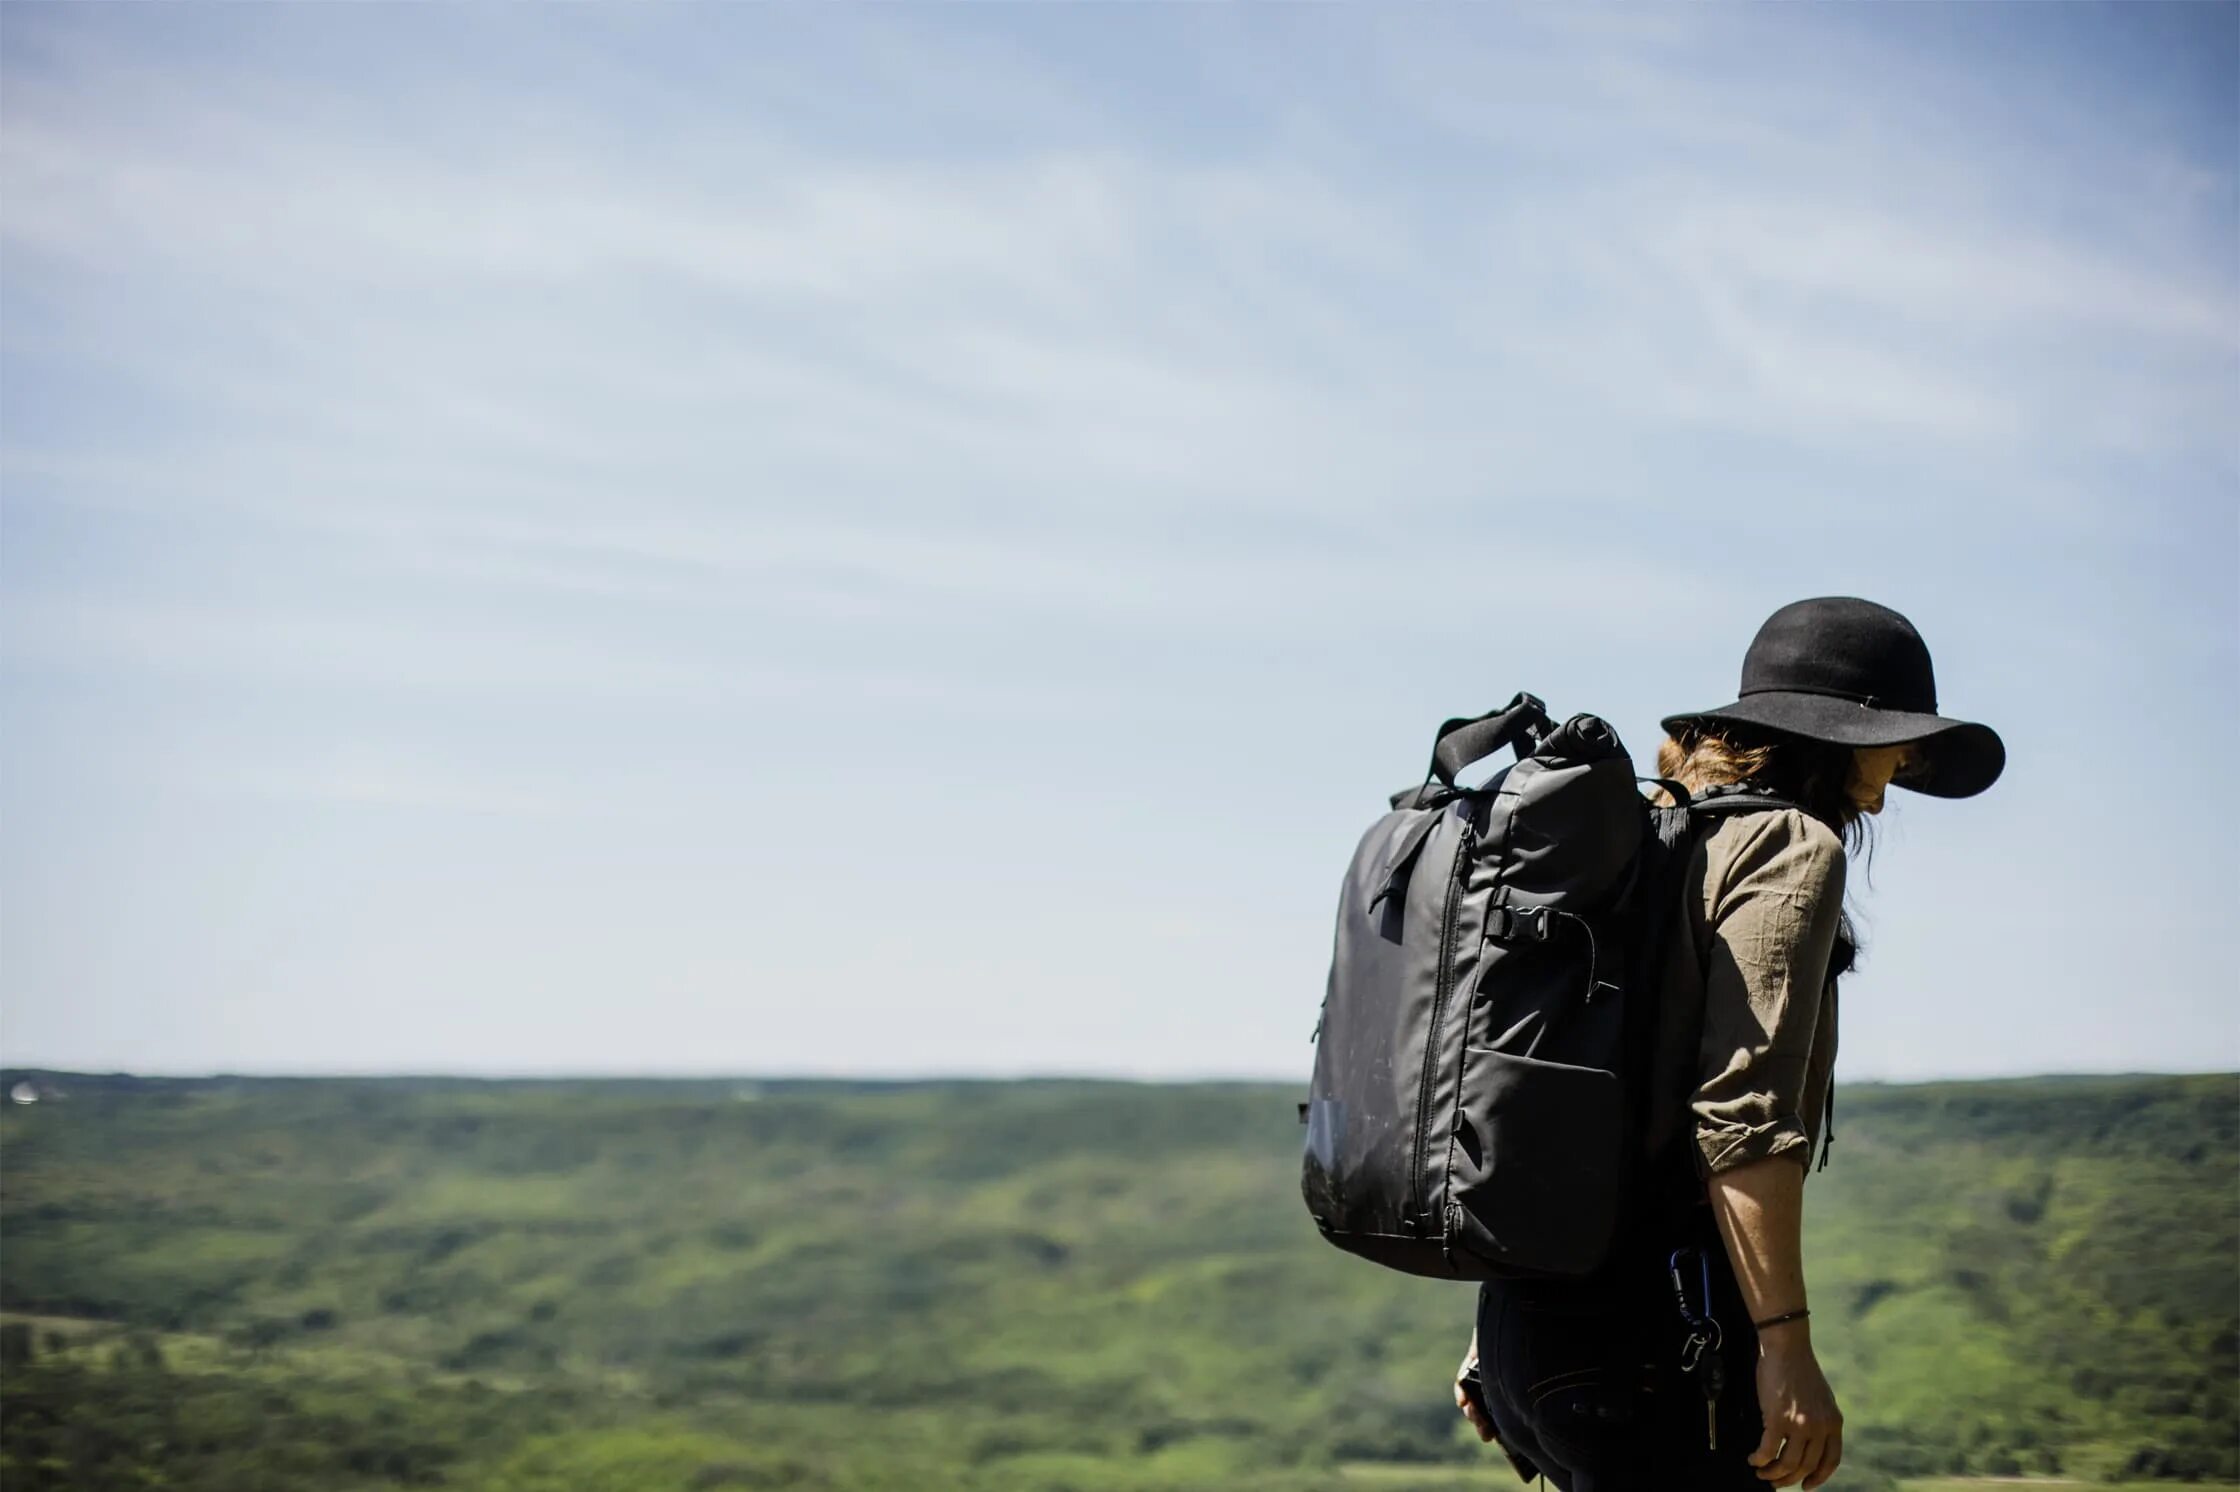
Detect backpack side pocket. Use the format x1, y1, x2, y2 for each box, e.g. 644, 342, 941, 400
1447, 1048, 1626, 1276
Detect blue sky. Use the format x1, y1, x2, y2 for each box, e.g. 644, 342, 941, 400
2, 4, 2233, 1081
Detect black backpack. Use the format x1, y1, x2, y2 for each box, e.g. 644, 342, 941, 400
1298, 693, 1785, 1281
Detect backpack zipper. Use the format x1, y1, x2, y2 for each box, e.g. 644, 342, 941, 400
1408, 813, 1476, 1235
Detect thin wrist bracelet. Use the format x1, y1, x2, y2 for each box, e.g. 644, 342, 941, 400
1753, 1308, 1811, 1330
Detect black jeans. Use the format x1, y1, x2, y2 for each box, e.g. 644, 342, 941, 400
1473, 1209, 1766, 1491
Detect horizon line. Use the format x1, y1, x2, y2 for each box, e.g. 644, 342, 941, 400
2, 1064, 2234, 1088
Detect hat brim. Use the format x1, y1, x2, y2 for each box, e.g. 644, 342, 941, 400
1660, 692, 2006, 799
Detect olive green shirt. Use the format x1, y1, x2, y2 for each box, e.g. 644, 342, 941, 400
1647, 807, 1846, 1178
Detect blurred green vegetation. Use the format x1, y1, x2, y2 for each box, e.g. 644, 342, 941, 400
0, 1071, 2231, 1490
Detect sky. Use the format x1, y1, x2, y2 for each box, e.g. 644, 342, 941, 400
1, 4, 2234, 1082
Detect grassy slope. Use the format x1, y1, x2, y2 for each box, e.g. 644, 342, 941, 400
0, 1072, 2232, 1491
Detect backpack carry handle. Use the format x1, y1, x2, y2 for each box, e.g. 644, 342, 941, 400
1427, 692, 1552, 787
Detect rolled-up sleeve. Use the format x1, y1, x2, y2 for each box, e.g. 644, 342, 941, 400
1691, 811, 1846, 1176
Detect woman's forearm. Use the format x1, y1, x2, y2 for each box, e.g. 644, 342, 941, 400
1709, 1152, 1844, 1486
1706, 1154, 1812, 1342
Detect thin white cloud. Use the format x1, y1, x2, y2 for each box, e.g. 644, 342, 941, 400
6, 17, 2228, 515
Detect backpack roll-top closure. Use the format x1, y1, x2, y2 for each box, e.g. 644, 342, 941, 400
1485, 716, 1644, 908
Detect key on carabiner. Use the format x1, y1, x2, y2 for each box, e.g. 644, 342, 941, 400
1701, 1345, 1726, 1450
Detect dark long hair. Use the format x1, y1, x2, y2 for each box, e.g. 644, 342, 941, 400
1656, 721, 1871, 978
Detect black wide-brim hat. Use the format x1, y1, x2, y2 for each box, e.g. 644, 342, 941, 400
1661, 597, 2005, 799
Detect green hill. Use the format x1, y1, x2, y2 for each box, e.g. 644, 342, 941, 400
0, 1071, 2232, 1490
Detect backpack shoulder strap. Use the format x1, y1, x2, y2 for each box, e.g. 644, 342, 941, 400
1684, 783, 1809, 820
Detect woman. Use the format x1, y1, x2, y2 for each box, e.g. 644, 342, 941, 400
1451, 596, 2005, 1491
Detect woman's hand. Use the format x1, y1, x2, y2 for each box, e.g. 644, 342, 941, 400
1749, 1322, 1843, 1488
1453, 1329, 1495, 1443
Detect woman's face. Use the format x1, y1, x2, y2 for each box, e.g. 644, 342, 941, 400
1848, 744, 1914, 816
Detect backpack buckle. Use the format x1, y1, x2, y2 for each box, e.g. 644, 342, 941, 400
1484, 905, 1551, 943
